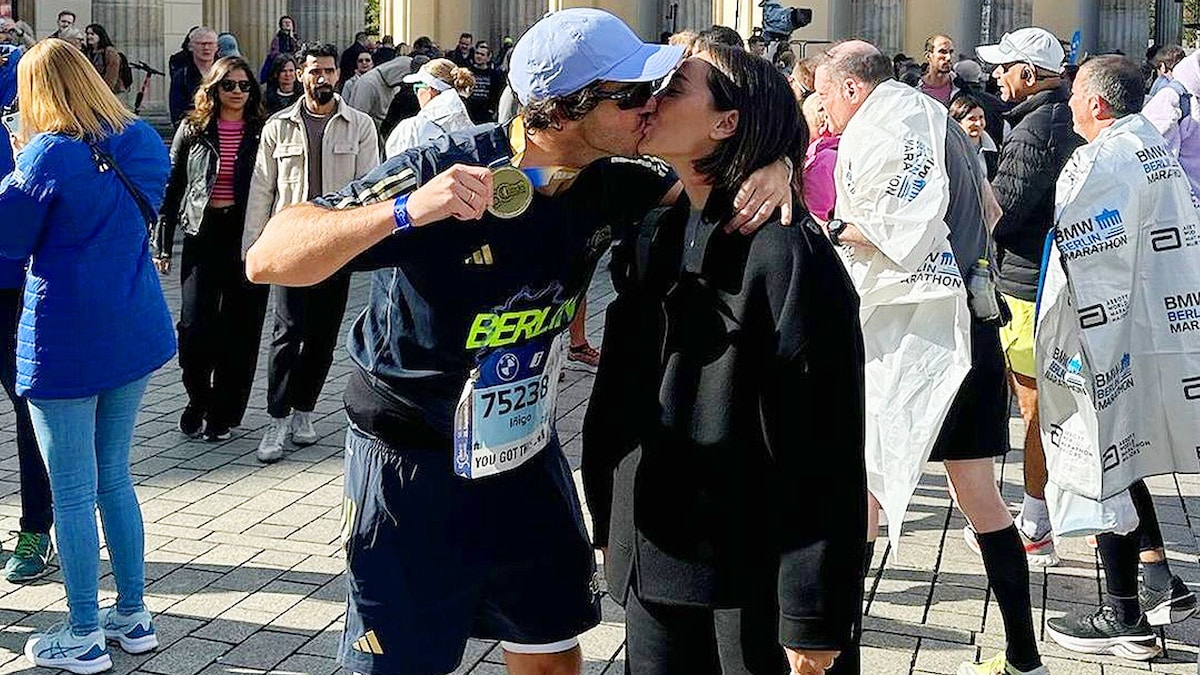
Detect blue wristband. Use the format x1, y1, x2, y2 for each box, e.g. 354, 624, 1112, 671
392, 194, 414, 235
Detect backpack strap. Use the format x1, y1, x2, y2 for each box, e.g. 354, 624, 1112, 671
1168, 78, 1192, 120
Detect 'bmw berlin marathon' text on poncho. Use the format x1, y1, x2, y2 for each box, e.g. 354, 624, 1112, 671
833, 80, 972, 551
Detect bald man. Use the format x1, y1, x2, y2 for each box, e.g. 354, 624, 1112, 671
816, 40, 1048, 675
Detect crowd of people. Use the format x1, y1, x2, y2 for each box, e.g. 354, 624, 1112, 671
0, 6, 1198, 675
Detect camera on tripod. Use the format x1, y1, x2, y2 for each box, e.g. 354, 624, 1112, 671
759, 0, 812, 41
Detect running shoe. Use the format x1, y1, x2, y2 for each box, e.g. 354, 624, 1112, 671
962, 526, 1060, 567
1140, 575, 1198, 626
24, 623, 111, 674
1046, 605, 1161, 661
290, 410, 318, 446
4, 531, 54, 583
956, 652, 1050, 675
99, 606, 158, 654
257, 417, 289, 464
203, 422, 232, 442
567, 343, 601, 370
178, 406, 203, 438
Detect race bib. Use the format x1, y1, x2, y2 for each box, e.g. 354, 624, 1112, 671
453, 336, 563, 479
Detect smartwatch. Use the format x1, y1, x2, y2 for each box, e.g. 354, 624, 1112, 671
392, 194, 414, 235
827, 218, 848, 246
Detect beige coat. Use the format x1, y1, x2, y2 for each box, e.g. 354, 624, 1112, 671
242, 95, 381, 255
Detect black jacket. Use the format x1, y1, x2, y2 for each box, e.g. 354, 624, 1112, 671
155, 117, 263, 258
581, 200, 867, 651
169, 61, 204, 126
991, 84, 1084, 301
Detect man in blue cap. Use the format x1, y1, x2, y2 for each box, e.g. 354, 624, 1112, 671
247, 9, 790, 675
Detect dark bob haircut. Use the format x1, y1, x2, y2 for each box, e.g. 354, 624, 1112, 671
693, 45, 806, 203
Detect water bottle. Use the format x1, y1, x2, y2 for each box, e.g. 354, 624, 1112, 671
967, 258, 1002, 322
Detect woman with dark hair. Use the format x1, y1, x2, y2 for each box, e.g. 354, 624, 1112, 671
262, 53, 300, 114
260, 15, 300, 82
83, 23, 122, 93
949, 92, 999, 179
156, 56, 270, 442
583, 45, 866, 675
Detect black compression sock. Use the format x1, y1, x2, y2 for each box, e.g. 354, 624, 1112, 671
1096, 532, 1142, 624
976, 525, 1041, 671
1141, 559, 1173, 591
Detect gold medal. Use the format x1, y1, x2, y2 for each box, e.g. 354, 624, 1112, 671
489, 165, 534, 219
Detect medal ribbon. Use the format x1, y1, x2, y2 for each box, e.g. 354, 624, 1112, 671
505, 115, 580, 196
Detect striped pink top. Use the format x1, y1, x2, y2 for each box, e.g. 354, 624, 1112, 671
211, 118, 244, 202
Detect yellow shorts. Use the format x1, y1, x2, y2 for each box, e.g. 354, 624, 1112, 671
1000, 294, 1036, 379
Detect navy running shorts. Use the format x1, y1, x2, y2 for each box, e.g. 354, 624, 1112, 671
339, 424, 602, 675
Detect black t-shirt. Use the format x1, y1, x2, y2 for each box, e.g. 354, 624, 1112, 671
465, 65, 501, 124
326, 146, 674, 449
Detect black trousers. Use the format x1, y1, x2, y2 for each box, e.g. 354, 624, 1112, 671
0, 288, 52, 534
625, 580, 861, 675
267, 274, 351, 418
177, 206, 270, 428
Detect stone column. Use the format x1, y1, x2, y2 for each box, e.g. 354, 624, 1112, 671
202, 0, 227, 32
93, 0, 166, 116
289, 0, 359, 51
952, 0, 982, 64
1155, 0, 1183, 46
852, 0, 905, 57
229, 0, 286, 72
494, 0, 546, 45
1098, 0, 1145, 58
987, 0, 1033, 43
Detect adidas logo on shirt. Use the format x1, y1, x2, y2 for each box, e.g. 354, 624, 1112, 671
464, 244, 494, 266
352, 630, 384, 655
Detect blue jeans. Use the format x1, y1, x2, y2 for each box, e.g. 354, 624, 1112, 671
28, 375, 150, 634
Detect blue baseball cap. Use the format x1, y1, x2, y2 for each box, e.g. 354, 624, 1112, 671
508, 8, 685, 105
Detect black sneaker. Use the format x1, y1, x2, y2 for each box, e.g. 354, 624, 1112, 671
1046, 605, 1161, 661
1140, 575, 1198, 626
203, 423, 232, 442
179, 406, 203, 437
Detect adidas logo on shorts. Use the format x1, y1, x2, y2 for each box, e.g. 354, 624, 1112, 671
352, 630, 384, 655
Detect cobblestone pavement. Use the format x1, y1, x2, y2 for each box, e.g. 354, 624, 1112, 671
0, 258, 1196, 675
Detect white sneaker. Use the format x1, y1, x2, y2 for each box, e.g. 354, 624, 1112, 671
25, 623, 111, 674
290, 410, 318, 446
256, 417, 289, 464
98, 607, 157, 654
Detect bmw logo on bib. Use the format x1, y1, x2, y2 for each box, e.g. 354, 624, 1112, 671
496, 353, 520, 382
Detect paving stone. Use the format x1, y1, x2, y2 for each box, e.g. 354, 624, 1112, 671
0, 259, 1194, 675
216, 629, 307, 670
272, 653, 341, 675
140, 636, 230, 675
268, 597, 344, 635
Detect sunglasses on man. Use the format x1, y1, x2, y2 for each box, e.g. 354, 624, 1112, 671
592, 81, 658, 110
218, 79, 253, 93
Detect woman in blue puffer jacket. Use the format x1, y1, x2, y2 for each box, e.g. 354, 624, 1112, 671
0, 39, 174, 675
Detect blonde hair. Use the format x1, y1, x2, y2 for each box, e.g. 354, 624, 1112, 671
422, 58, 475, 97
669, 30, 700, 55
16, 39, 135, 143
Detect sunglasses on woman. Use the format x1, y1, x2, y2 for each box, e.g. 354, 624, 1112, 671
218, 80, 253, 93
592, 81, 657, 110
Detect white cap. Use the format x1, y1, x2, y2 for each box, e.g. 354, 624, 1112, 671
976, 27, 1065, 74
403, 66, 453, 93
